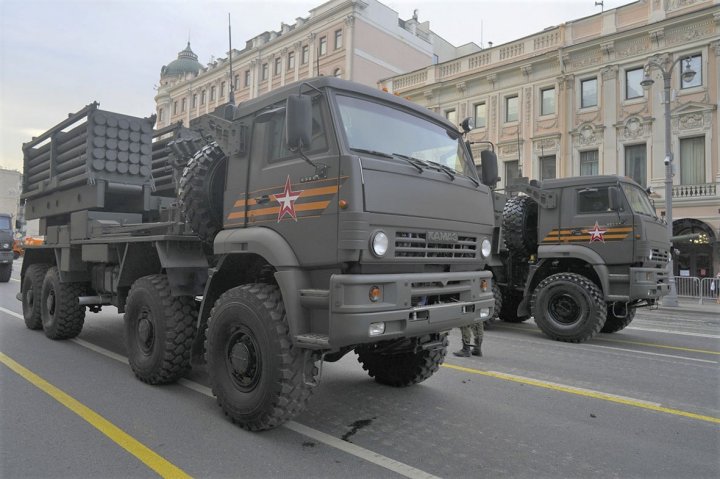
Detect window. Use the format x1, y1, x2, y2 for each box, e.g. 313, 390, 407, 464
334, 29, 343, 49
580, 150, 599, 176
445, 109, 457, 126
474, 102, 486, 128
234, 75, 239, 90
319, 36, 327, 56
261, 63, 268, 81
158, 108, 164, 122
625, 144, 646, 187
539, 155, 556, 180
681, 54, 702, 89
679, 136, 705, 185
302, 45, 309, 64
192, 94, 197, 109
505, 95, 518, 122
220, 82, 226, 98
201, 90, 206, 105
288, 51, 295, 70
625, 67, 643, 99
333, 68, 342, 78
505, 160, 520, 184
181, 97, 186, 112
540, 87, 555, 115
244, 70, 250, 87
578, 186, 610, 214
274, 58, 282, 76
581, 78, 598, 108
210, 86, 216, 101
260, 97, 328, 163
173, 101, 177, 115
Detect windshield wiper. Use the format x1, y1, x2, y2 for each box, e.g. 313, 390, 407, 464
350, 148, 424, 174
423, 160, 456, 181
350, 148, 394, 159
390, 152, 425, 174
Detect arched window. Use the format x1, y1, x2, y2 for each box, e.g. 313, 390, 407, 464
333, 68, 342, 79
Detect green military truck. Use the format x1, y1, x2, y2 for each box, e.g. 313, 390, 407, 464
485, 175, 671, 343
0, 213, 14, 282
18, 77, 497, 430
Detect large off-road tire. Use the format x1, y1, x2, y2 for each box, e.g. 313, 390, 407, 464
355, 334, 448, 387
502, 195, 538, 259
40, 267, 86, 340
531, 273, 606, 343
498, 286, 528, 323
205, 283, 317, 431
178, 142, 227, 245
0, 263, 11, 283
22, 263, 50, 330
124, 275, 197, 385
601, 303, 636, 334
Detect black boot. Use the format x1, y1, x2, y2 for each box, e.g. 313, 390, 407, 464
453, 343, 471, 357
472, 338, 482, 357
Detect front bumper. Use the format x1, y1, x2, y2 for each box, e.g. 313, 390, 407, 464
327, 270, 493, 348
0, 251, 13, 264
629, 266, 671, 300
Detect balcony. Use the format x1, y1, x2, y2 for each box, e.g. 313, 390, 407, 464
672, 183, 717, 199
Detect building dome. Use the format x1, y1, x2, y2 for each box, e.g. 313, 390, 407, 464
161, 42, 202, 78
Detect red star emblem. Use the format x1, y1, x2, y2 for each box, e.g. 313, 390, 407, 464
587, 221, 607, 243
273, 175, 303, 222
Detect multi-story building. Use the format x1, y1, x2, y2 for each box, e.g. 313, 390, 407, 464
154, 0, 479, 130
380, 0, 719, 278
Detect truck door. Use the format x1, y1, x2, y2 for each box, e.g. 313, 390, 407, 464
561, 184, 634, 266
243, 94, 340, 265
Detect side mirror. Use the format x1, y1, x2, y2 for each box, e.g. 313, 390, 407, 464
608, 186, 621, 211
479, 150, 498, 187
286, 94, 312, 150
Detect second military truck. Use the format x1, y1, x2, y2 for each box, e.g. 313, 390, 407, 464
486, 175, 670, 343
19, 77, 498, 430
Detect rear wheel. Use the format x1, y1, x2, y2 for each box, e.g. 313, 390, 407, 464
205, 284, 317, 431
356, 334, 448, 387
40, 267, 86, 340
22, 263, 51, 330
124, 275, 197, 384
601, 303, 636, 333
531, 273, 606, 343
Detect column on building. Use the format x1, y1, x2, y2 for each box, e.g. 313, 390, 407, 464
251, 58, 259, 99
601, 64, 618, 175
307, 33, 316, 77
344, 14, 355, 80
293, 41, 302, 82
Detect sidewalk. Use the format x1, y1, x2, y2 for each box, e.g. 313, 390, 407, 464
657, 297, 720, 314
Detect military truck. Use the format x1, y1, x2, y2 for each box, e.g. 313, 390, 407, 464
485, 175, 670, 343
0, 213, 13, 282
18, 77, 497, 430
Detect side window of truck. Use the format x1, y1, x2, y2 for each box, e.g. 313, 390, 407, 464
577, 186, 610, 214
264, 97, 328, 163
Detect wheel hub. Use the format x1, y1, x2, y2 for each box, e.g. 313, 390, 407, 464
136, 309, 155, 353
549, 294, 580, 324
226, 332, 260, 391
26, 290, 34, 308
46, 290, 55, 317
230, 342, 251, 375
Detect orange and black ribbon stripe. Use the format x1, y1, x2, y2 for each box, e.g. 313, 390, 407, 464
541, 226, 633, 243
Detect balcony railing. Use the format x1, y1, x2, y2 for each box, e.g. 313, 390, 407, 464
672, 183, 717, 198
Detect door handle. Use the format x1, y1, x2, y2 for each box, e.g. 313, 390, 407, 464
254, 195, 271, 204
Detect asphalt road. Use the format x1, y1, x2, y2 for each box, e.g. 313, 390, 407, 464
1, 258, 719, 478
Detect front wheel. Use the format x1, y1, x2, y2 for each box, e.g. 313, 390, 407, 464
0, 263, 11, 283
22, 263, 51, 330
356, 334, 448, 387
531, 273, 606, 343
41, 267, 86, 339
601, 303, 636, 333
124, 275, 197, 384
205, 284, 317, 431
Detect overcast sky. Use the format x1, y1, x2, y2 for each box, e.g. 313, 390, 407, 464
0, 0, 636, 171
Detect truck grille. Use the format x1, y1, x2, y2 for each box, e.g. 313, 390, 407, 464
395, 232, 477, 259
650, 248, 669, 263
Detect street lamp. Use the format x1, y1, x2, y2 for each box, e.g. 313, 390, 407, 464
641, 53, 696, 307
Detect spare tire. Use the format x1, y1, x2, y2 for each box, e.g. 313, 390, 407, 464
178, 142, 227, 245
502, 195, 538, 259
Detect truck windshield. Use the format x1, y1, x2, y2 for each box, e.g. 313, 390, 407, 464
621, 183, 657, 218
0, 216, 11, 230
336, 95, 476, 179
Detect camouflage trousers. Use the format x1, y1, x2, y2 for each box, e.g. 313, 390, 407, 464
460, 321, 484, 345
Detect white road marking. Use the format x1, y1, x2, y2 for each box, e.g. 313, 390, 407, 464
0, 306, 439, 479
625, 326, 720, 339
586, 344, 718, 364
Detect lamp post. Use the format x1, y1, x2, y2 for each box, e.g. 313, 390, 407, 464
641, 53, 696, 307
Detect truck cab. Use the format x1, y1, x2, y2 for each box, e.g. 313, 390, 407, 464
0, 213, 13, 282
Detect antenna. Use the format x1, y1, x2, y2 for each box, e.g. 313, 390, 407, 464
227, 13, 235, 105
595, 1, 604, 12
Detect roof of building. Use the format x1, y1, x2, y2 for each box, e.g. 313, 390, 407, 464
161, 42, 203, 78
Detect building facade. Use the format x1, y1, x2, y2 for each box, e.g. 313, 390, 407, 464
154, 0, 479, 130
380, 0, 719, 278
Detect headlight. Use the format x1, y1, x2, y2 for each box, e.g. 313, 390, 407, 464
648, 250, 653, 261
481, 239, 492, 258
370, 231, 389, 257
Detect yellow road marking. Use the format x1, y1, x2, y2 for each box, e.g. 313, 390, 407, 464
442, 363, 720, 425
0, 352, 192, 479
